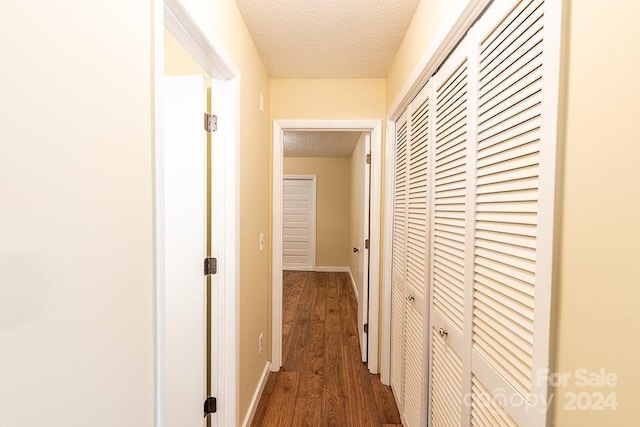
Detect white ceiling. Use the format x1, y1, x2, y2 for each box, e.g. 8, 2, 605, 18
235, 0, 421, 78
284, 131, 363, 158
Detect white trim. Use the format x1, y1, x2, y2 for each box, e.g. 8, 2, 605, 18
163, 0, 238, 79
271, 120, 284, 372
380, 119, 396, 386
153, 2, 165, 424
241, 361, 271, 427
272, 119, 383, 374
348, 268, 359, 301
367, 122, 382, 374
536, 0, 564, 423
283, 266, 315, 272
210, 76, 240, 427
314, 266, 350, 272
155, 2, 240, 426
283, 174, 317, 271
387, 0, 491, 121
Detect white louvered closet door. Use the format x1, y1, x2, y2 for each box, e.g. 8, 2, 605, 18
390, 109, 409, 410
468, 0, 559, 425
428, 36, 471, 427
403, 80, 432, 427
388, 0, 561, 425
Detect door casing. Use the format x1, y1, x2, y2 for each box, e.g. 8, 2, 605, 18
154, 1, 241, 425
272, 119, 383, 374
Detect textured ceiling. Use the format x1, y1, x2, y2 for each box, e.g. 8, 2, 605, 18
284, 131, 363, 158
235, 0, 420, 78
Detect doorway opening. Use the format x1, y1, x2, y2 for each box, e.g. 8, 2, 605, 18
272, 120, 383, 374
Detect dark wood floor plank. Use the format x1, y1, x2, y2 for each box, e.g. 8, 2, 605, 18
263, 372, 278, 394
252, 392, 272, 427
291, 398, 322, 427
260, 371, 299, 427
310, 274, 326, 321
251, 271, 401, 427
324, 274, 342, 333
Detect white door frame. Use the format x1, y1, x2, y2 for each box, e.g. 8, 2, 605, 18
154, 1, 240, 425
283, 175, 317, 271
272, 119, 383, 374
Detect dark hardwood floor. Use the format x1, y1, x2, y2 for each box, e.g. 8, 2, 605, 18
251, 271, 402, 427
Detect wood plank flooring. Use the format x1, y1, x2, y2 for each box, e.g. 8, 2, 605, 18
251, 271, 402, 427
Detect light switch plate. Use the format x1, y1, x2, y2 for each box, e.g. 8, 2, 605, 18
259, 232, 264, 252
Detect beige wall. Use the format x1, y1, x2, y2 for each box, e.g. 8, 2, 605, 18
349, 134, 366, 291
271, 79, 386, 119
164, 29, 209, 77
284, 157, 351, 268
0, 2, 154, 425
552, 0, 640, 424
386, 0, 469, 109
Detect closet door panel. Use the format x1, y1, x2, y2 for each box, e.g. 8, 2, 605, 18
390, 110, 409, 407
403, 82, 432, 427
429, 37, 470, 427
469, 0, 559, 425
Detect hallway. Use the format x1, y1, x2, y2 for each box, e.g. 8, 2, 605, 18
251, 271, 401, 426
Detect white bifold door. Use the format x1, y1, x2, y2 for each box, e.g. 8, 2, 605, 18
389, 0, 562, 425
283, 175, 317, 270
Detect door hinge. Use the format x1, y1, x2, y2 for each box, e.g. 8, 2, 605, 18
204, 257, 217, 275
364, 323, 369, 334
365, 153, 371, 164
204, 113, 218, 132
365, 239, 370, 249
204, 396, 217, 416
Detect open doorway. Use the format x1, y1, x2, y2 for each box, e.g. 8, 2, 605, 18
272, 120, 382, 374
154, 1, 240, 425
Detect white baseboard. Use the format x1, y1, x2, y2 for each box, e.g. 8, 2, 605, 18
241, 361, 271, 427
348, 268, 359, 300
283, 265, 314, 271
314, 266, 350, 272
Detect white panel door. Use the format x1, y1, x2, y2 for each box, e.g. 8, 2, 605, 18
162, 75, 207, 427
283, 176, 316, 270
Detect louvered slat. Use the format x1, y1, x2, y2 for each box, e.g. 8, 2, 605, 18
403, 302, 424, 426
393, 120, 408, 282
431, 328, 463, 427
390, 285, 405, 407
406, 95, 430, 302
433, 59, 468, 335
473, 0, 544, 399
390, 113, 409, 406
471, 376, 518, 427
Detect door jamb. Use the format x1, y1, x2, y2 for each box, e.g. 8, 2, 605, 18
272, 120, 382, 374
154, 1, 240, 425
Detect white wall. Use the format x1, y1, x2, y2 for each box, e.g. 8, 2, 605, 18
0, 2, 154, 425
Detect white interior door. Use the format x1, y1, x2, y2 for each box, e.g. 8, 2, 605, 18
162, 75, 207, 427
283, 175, 316, 271
357, 134, 371, 362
